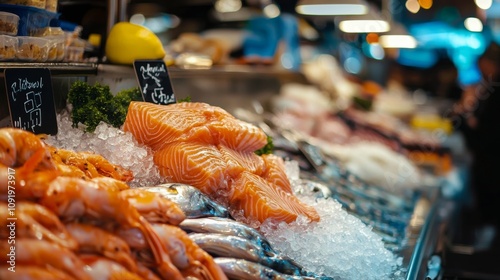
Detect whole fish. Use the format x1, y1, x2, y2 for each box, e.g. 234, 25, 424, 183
179, 217, 277, 256
189, 233, 311, 277
214, 258, 334, 280
141, 183, 229, 218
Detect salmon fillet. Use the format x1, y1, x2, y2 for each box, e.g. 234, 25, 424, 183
153, 142, 230, 196
261, 154, 293, 194
124, 102, 267, 152
218, 145, 265, 178
125, 101, 320, 224
230, 171, 320, 224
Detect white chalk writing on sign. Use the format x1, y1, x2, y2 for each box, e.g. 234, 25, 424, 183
140, 63, 166, 87
10, 77, 44, 101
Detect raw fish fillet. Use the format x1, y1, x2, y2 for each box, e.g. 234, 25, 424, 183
261, 154, 293, 194
123, 102, 268, 152
153, 142, 230, 196
125, 101, 319, 224
230, 171, 320, 224
218, 145, 265, 177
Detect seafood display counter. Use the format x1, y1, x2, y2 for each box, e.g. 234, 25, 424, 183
0, 65, 459, 280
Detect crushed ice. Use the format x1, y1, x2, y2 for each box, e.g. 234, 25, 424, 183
258, 160, 403, 280
260, 195, 402, 280
44, 112, 165, 188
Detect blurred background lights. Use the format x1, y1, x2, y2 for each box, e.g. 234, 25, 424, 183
339, 20, 390, 33
263, 3, 281, 18
295, 0, 368, 16
380, 35, 418, 48
215, 0, 242, 13
366, 33, 379, 44
475, 0, 493, 10
344, 57, 362, 74
406, 0, 420, 14
464, 17, 484, 32
130, 14, 146, 25
418, 0, 433, 10
369, 43, 385, 60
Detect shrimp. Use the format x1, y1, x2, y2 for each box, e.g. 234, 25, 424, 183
137, 262, 162, 280
118, 225, 190, 270
152, 223, 228, 280
0, 148, 59, 201
119, 188, 186, 225
91, 176, 130, 191
0, 128, 55, 169
65, 223, 137, 272
79, 254, 143, 280
0, 265, 75, 280
0, 202, 78, 250
117, 223, 228, 280
79, 151, 134, 182
48, 147, 101, 179
39, 176, 184, 280
48, 147, 134, 182
0, 238, 92, 280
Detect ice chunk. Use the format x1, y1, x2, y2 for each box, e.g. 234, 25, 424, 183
44, 112, 165, 188
260, 195, 402, 280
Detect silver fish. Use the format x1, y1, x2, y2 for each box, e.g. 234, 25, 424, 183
214, 258, 314, 280
188, 233, 312, 277
179, 217, 277, 256
141, 183, 229, 218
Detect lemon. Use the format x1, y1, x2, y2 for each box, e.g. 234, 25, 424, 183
105, 22, 166, 65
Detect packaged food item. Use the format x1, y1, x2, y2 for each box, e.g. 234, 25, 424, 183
0, 11, 19, 35
0, 0, 46, 9
31, 26, 64, 37
65, 46, 84, 62
46, 35, 64, 61
0, 34, 17, 60
16, 36, 48, 61
0, 4, 59, 36
45, 0, 56, 12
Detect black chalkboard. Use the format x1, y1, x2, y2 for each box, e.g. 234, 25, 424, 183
133, 60, 176, 105
4, 68, 58, 135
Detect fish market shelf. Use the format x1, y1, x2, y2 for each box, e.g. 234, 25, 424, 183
97, 63, 308, 83
0, 62, 98, 76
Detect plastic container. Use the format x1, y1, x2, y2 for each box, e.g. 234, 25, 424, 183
0, 12, 19, 35
0, 0, 45, 9
65, 46, 84, 62
16, 36, 48, 61
46, 35, 64, 61
45, 0, 56, 12
0, 34, 17, 60
0, 4, 59, 36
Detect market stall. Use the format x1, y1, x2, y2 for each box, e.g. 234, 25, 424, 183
0, 0, 487, 279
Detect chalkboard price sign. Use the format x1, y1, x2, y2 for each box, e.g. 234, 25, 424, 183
133, 60, 176, 105
4, 68, 58, 135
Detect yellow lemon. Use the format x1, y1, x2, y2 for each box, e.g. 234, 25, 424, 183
105, 22, 166, 65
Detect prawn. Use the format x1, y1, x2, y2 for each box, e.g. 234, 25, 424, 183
0, 147, 59, 201
0, 238, 92, 280
152, 223, 228, 280
48, 147, 134, 182
0, 202, 78, 250
65, 223, 137, 272
116, 223, 228, 280
0, 265, 75, 280
39, 176, 184, 280
0, 128, 55, 169
79, 254, 143, 280
91, 176, 130, 191
119, 188, 186, 225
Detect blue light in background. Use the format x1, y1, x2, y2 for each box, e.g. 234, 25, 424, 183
397, 48, 439, 68
399, 20, 489, 85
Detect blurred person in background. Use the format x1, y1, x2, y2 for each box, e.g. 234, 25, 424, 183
455, 41, 500, 227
